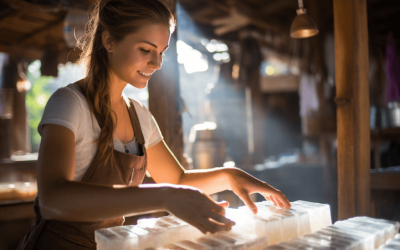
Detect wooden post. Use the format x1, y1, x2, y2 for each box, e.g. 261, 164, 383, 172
148, 0, 184, 165
333, 0, 370, 219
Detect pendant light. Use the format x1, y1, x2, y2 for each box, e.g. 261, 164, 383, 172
290, 0, 319, 39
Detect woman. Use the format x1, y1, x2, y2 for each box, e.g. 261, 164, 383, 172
18, 0, 291, 249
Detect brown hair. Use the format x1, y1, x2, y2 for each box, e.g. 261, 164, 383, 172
77, 0, 175, 164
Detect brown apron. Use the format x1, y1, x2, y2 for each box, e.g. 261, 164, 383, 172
17, 98, 148, 250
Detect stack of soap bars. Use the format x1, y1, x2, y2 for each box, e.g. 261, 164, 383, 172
379, 234, 400, 250
265, 217, 400, 250
95, 200, 399, 250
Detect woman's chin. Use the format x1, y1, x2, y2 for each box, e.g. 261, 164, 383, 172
128, 81, 148, 89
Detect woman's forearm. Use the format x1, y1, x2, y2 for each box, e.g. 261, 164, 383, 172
178, 167, 234, 195
40, 181, 170, 222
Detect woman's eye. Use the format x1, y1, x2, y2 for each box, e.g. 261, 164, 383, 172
140, 49, 150, 53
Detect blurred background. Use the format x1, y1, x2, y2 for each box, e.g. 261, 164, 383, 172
0, 0, 400, 249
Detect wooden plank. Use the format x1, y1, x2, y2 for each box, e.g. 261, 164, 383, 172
0, 11, 21, 26
259, 0, 297, 16
3, 0, 63, 13
148, 0, 184, 166
333, 0, 370, 219
17, 19, 64, 46
0, 43, 43, 60
371, 172, 400, 191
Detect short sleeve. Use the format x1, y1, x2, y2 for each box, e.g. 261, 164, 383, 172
38, 87, 82, 137
146, 109, 163, 148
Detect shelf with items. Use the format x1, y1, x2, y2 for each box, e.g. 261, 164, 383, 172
370, 127, 400, 169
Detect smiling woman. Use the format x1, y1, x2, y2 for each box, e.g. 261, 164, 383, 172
17, 0, 290, 249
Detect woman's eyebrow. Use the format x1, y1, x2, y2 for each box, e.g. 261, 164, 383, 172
140, 41, 169, 50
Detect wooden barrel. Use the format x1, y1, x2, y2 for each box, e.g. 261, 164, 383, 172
191, 130, 226, 169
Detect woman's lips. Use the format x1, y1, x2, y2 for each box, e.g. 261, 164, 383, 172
138, 70, 152, 77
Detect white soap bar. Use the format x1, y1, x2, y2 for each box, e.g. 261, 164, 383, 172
95, 226, 140, 250
324, 226, 375, 250
315, 230, 364, 250
225, 208, 259, 235
385, 239, 400, 247
350, 217, 400, 241
380, 246, 400, 250
239, 206, 283, 244
159, 216, 203, 242
157, 243, 192, 250
301, 233, 353, 249
95, 227, 127, 250
251, 205, 298, 241
334, 221, 385, 249
175, 240, 210, 250
196, 237, 231, 250
291, 201, 332, 232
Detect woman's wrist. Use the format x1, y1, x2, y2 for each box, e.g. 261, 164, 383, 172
221, 166, 239, 191
133, 184, 174, 213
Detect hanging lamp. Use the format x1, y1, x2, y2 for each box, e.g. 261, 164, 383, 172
290, 0, 319, 39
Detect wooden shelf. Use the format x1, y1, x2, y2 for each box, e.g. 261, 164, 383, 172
371, 127, 400, 139
371, 167, 400, 191
0, 160, 37, 173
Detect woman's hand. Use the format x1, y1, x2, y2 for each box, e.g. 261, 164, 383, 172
162, 185, 235, 234
225, 167, 291, 214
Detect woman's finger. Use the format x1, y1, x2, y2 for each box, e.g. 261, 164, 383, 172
236, 190, 257, 214
263, 194, 274, 203
207, 200, 226, 216
205, 209, 235, 227
257, 183, 291, 209
190, 220, 210, 234
270, 190, 291, 209
216, 200, 230, 209
275, 194, 291, 209
201, 217, 232, 234
270, 195, 278, 206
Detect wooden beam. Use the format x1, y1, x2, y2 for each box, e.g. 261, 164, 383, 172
234, 2, 285, 33
259, 0, 297, 16
148, 0, 184, 166
17, 19, 64, 46
333, 0, 370, 219
2, 0, 63, 13
371, 172, 400, 191
0, 11, 21, 27
0, 43, 42, 60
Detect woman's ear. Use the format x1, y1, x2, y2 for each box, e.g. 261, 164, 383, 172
102, 30, 114, 52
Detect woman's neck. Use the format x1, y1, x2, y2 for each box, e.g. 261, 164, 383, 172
109, 71, 127, 107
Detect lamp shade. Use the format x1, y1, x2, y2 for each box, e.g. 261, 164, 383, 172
290, 11, 319, 39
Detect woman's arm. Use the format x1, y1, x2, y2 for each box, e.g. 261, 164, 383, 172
38, 124, 168, 221
37, 124, 234, 233
147, 140, 291, 213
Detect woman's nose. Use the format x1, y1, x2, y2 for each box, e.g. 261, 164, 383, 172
148, 52, 162, 70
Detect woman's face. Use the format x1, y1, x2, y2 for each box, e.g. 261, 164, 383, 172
107, 24, 171, 89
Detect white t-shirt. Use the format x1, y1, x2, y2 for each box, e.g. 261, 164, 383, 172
38, 83, 163, 181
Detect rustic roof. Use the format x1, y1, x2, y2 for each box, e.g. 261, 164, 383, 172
0, 0, 398, 62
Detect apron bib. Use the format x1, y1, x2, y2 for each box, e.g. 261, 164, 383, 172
17, 98, 147, 250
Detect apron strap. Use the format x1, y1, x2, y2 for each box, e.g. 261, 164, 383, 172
127, 98, 146, 146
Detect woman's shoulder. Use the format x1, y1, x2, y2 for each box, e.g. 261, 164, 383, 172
47, 82, 88, 109
127, 97, 150, 114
